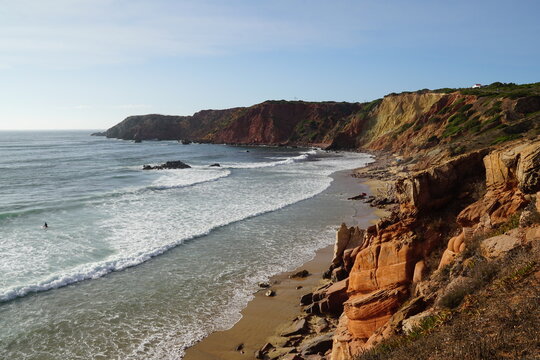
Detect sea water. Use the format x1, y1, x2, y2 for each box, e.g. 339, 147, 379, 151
0, 131, 374, 359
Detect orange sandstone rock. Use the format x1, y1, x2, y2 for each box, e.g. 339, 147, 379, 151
413, 260, 426, 283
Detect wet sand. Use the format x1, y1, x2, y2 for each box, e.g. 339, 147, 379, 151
184, 245, 335, 360
184, 171, 382, 360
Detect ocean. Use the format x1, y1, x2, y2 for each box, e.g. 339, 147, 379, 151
0, 131, 374, 359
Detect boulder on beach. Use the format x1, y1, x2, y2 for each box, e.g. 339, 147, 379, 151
289, 270, 310, 279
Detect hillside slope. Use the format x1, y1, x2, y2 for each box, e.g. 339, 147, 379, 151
99, 83, 540, 159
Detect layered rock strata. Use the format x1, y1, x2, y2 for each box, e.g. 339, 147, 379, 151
330, 139, 540, 359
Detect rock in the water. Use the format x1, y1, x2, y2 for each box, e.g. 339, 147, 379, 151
142, 161, 191, 170
265, 290, 276, 297
290, 270, 310, 279
209, 163, 221, 167
258, 282, 271, 288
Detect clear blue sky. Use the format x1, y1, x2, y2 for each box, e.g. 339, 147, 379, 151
1, 0, 539, 130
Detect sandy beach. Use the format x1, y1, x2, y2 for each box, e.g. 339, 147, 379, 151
184, 170, 384, 360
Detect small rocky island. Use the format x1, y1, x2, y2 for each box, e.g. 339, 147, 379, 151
142, 161, 191, 170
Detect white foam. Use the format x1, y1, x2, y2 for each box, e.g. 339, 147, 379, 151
148, 168, 231, 190
222, 149, 317, 169
0, 150, 373, 303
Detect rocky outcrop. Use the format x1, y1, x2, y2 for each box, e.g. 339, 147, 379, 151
361, 93, 445, 146
483, 141, 540, 193
210, 101, 362, 145
101, 85, 540, 164
331, 224, 365, 268
142, 160, 191, 170
480, 234, 523, 259
457, 140, 540, 233
438, 229, 468, 269
395, 149, 488, 215
102, 101, 362, 145
514, 95, 540, 114
330, 139, 540, 358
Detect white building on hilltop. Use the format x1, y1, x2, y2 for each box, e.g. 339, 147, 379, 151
472, 84, 483, 88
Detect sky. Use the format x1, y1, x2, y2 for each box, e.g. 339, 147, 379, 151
1, 0, 539, 130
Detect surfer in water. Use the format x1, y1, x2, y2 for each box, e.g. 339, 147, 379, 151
43, 222, 48, 229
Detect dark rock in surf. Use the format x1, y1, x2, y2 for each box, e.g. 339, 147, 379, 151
142, 161, 191, 170
209, 163, 221, 167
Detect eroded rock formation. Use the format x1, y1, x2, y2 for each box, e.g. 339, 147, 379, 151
330, 139, 540, 359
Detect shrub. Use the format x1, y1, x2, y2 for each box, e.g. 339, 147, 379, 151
508, 90, 531, 99
449, 145, 466, 156
448, 113, 468, 125
437, 106, 450, 115
493, 212, 521, 235
442, 122, 464, 138
439, 285, 470, 308
434, 88, 456, 94
452, 98, 466, 108
503, 120, 533, 134
363, 98, 383, 113
397, 122, 414, 133
458, 104, 473, 113
490, 134, 521, 145
440, 260, 498, 309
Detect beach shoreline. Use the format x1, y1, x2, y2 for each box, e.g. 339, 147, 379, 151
184, 165, 387, 360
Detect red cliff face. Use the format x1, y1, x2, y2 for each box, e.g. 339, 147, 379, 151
102, 87, 540, 155
103, 101, 363, 145
209, 101, 363, 145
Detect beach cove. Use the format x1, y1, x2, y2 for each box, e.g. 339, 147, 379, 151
0, 131, 375, 359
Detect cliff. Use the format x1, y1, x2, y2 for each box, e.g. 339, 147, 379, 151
99, 82, 540, 157
230, 83, 539, 360
100, 101, 363, 145
99, 82, 540, 359
253, 138, 540, 360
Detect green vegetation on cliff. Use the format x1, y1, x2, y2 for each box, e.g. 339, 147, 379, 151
100, 82, 540, 160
